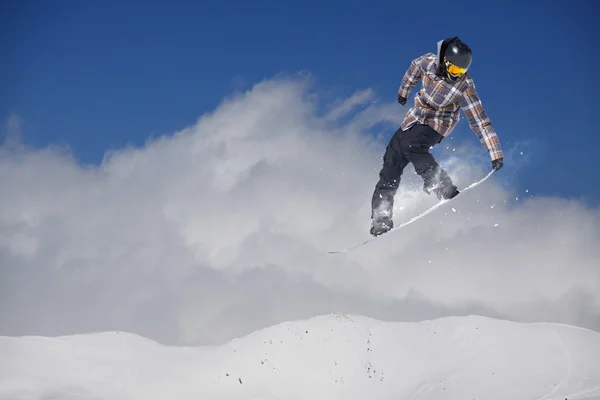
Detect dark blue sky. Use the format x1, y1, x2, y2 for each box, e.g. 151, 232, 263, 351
2, 0, 599, 203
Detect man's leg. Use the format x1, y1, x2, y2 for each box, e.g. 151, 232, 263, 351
399, 124, 459, 200
370, 127, 410, 236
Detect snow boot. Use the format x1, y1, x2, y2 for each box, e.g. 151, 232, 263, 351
370, 210, 393, 237
423, 175, 459, 200
433, 184, 460, 200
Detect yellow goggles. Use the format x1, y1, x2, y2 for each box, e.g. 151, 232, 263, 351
445, 61, 468, 77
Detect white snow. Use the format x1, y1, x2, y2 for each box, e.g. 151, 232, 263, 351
1, 314, 600, 400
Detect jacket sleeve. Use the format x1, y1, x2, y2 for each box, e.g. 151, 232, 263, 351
458, 81, 504, 161
398, 55, 424, 99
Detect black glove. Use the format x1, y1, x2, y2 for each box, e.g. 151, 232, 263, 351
397, 93, 407, 105
492, 158, 504, 171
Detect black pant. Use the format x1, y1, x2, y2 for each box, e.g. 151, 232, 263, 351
371, 123, 453, 219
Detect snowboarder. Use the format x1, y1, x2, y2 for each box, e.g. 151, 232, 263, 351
370, 36, 504, 237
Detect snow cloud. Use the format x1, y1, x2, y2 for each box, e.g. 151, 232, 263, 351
1, 76, 599, 345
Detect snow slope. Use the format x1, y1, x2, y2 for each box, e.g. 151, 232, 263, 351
1, 314, 599, 400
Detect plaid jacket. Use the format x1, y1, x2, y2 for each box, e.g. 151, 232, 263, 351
398, 53, 503, 161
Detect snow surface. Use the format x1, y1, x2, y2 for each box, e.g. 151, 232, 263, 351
1, 314, 600, 400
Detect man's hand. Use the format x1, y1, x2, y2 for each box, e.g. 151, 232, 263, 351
492, 158, 504, 171
397, 93, 407, 105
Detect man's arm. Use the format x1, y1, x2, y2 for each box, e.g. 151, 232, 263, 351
458, 80, 504, 163
398, 55, 424, 100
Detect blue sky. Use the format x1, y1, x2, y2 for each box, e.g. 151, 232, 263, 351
2, 0, 599, 203
3, 0, 600, 351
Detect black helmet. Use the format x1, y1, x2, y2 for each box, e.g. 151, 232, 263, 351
444, 38, 472, 70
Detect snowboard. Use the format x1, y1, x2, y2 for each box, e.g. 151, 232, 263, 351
327, 169, 496, 255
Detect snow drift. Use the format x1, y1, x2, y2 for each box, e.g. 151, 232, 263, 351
1, 314, 599, 400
